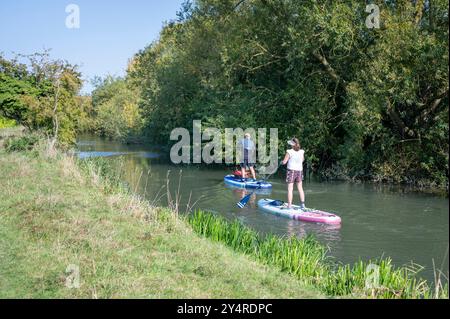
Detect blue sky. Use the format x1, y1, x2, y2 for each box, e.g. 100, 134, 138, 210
0, 0, 185, 94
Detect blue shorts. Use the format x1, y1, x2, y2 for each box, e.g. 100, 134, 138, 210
240, 149, 255, 169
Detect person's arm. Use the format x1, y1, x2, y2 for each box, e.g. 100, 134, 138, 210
282, 153, 290, 165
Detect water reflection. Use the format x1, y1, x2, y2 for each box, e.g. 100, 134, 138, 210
77, 151, 160, 160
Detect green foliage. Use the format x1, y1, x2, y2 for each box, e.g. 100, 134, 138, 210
188, 210, 449, 299
0, 52, 91, 146
4, 134, 40, 152
0, 116, 15, 128
127, 0, 448, 188
90, 76, 143, 141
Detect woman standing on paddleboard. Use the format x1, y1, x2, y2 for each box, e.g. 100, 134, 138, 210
281, 138, 305, 210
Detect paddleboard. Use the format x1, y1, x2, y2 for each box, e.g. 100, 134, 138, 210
224, 175, 272, 189
258, 198, 341, 224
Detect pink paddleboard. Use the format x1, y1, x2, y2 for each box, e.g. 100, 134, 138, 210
258, 199, 342, 225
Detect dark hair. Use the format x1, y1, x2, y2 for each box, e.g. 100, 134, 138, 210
291, 138, 301, 151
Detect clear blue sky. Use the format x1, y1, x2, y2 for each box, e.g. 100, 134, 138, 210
0, 0, 185, 94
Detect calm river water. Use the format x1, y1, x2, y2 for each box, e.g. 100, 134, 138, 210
77, 135, 449, 284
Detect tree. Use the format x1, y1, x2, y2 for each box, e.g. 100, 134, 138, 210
0, 51, 87, 148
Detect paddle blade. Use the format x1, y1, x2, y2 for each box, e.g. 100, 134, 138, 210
237, 193, 252, 209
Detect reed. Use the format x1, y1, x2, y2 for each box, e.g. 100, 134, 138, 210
187, 210, 449, 299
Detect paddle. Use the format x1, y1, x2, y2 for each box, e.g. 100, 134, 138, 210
236, 163, 282, 209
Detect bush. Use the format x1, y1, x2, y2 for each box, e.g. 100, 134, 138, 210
4, 134, 40, 152
0, 117, 16, 129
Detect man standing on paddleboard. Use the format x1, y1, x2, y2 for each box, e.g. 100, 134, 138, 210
240, 133, 257, 181
281, 138, 306, 210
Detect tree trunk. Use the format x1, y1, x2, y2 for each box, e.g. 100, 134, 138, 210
47, 79, 61, 156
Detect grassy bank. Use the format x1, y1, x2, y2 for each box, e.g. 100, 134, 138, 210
1, 133, 447, 299
0, 137, 323, 298
187, 211, 448, 299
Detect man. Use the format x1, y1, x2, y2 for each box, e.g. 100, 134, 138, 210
240, 133, 257, 181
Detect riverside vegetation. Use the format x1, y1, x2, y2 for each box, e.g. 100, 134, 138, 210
1, 0, 448, 191
0, 133, 447, 298
188, 210, 448, 298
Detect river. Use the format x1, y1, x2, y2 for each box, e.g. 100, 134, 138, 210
76, 135, 449, 284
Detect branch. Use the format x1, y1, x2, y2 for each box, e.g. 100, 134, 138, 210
313, 50, 345, 86
233, 0, 247, 11
414, 0, 425, 24
52, 78, 61, 140
386, 99, 415, 138
419, 87, 449, 123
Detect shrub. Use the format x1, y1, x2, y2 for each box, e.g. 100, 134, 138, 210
4, 134, 40, 152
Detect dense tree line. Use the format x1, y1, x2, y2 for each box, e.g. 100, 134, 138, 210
122, 0, 448, 187
2, 0, 448, 188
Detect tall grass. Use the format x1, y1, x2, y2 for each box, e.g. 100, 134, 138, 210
76, 157, 129, 194
187, 210, 449, 299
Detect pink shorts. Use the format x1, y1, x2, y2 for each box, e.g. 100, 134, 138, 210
286, 169, 303, 183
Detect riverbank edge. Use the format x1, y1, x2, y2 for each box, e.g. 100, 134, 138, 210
0, 136, 325, 298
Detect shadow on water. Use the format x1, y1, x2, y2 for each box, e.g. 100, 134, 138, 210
76, 135, 449, 284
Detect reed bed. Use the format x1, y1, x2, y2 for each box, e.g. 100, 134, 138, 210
187, 210, 449, 299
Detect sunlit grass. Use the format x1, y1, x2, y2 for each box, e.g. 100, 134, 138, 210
0, 142, 323, 298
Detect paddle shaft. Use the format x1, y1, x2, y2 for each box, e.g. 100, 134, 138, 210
237, 164, 282, 208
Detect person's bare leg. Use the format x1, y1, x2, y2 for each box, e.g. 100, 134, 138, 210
241, 166, 246, 179
296, 181, 305, 208
287, 183, 294, 208
250, 166, 256, 180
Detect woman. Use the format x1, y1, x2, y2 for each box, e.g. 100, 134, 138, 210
281, 138, 305, 210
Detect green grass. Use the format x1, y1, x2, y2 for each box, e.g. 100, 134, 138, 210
0, 126, 25, 148
0, 145, 323, 298
187, 211, 449, 299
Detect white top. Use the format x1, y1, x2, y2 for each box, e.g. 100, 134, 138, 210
287, 149, 304, 171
